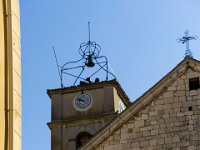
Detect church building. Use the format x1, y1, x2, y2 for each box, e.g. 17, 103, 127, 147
47, 28, 200, 150
80, 57, 200, 150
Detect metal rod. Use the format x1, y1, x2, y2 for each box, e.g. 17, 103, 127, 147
89, 64, 106, 78
62, 65, 84, 71
88, 22, 90, 41
62, 72, 86, 81
74, 67, 85, 85
53, 47, 63, 87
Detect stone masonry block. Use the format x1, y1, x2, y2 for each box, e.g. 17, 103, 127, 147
177, 85, 185, 90
168, 86, 176, 91
150, 129, 158, 135
141, 114, 148, 120
164, 103, 172, 109
165, 137, 172, 144
187, 72, 199, 78
172, 136, 180, 143
179, 96, 186, 102
122, 142, 131, 149
177, 112, 184, 117
150, 121, 157, 125
177, 80, 184, 85
149, 139, 157, 146
155, 105, 163, 111
188, 146, 196, 150
163, 92, 173, 98
135, 120, 144, 128
131, 142, 139, 148
143, 131, 150, 136
157, 138, 164, 145
113, 144, 123, 150
149, 111, 157, 116
190, 90, 197, 96
162, 114, 169, 119
174, 91, 185, 96
164, 98, 174, 104
139, 141, 149, 147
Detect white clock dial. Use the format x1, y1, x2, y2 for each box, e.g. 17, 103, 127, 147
74, 94, 92, 110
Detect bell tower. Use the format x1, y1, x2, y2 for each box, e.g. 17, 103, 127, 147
47, 23, 130, 150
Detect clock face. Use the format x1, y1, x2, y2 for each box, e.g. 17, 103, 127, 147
74, 94, 92, 110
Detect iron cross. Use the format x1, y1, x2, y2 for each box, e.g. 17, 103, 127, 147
177, 30, 198, 57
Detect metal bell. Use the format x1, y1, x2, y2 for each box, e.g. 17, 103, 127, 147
85, 55, 95, 67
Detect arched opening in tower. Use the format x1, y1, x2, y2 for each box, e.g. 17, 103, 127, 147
76, 132, 92, 149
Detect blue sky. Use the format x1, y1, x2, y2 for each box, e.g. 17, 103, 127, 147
21, 0, 200, 149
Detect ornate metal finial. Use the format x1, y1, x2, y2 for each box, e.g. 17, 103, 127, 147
177, 30, 198, 57
56, 23, 116, 87
88, 22, 91, 41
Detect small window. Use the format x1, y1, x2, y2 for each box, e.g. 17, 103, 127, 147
189, 77, 199, 90
188, 106, 192, 111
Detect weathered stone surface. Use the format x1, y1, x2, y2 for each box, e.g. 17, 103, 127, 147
95, 67, 200, 150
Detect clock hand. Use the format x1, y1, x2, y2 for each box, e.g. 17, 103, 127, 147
78, 98, 85, 102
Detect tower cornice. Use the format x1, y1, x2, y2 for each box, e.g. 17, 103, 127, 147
47, 80, 131, 107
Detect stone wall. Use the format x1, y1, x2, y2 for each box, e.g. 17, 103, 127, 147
95, 69, 200, 150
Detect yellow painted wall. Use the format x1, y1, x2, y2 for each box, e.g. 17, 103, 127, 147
11, 0, 22, 149
0, 0, 6, 149
0, 0, 21, 149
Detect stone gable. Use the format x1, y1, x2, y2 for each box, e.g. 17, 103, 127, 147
80, 58, 200, 150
